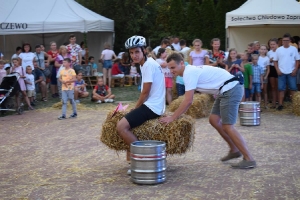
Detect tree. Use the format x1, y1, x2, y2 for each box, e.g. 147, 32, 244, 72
199, 0, 216, 48
186, 0, 201, 41
168, 0, 185, 35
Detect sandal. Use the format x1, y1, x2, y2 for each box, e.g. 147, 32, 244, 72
41, 97, 47, 102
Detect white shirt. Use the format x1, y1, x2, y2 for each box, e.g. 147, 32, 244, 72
172, 43, 181, 51
183, 65, 238, 95
25, 74, 35, 90
258, 56, 270, 72
267, 50, 276, 66
153, 46, 171, 55
180, 47, 191, 62
156, 58, 172, 78
273, 46, 299, 74
101, 49, 115, 60
19, 52, 36, 71
141, 57, 165, 115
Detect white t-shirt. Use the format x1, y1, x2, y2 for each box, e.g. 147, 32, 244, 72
156, 58, 172, 78
180, 47, 191, 61
19, 52, 36, 71
258, 56, 270, 72
25, 74, 35, 90
273, 46, 300, 74
141, 57, 165, 115
183, 65, 238, 95
267, 50, 276, 66
153, 46, 171, 55
172, 43, 181, 51
101, 49, 115, 60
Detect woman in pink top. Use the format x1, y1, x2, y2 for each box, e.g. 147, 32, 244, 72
11, 58, 33, 110
189, 39, 207, 66
100, 43, 117, 87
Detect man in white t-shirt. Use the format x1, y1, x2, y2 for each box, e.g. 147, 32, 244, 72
172, 36, 181, 51
153, 39, 171, 55
117, 36, 165, 174
273, 33, 299, 111
180, 39, 191, 62
160, 53, 256, 169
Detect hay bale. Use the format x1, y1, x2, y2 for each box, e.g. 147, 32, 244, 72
101, 111, 195, 155
169, 93, 213, 119
292, 91, 300, 116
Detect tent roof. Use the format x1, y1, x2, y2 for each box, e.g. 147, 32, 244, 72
0, 0, 114, 35
226, 0, 300, 28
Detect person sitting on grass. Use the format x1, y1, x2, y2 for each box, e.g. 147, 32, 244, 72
92, 77, 115, 103
74, 71, 89, 103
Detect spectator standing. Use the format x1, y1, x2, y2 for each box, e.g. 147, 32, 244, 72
66, 34, 82, 68
180, 39, 190, 63
246, 42, 255, 62
34, 44, 51, 70
171, 36, 181, 51
253, 41, 260, 54
258, 45, 270, 109
189, 39, 207, 66
100, 43, 117, 87
156, 48, 172, 105
0, 60, 6, 84
33, 60, 47, 102
273, 33, 300, 111
11, 47, 22, 65
241, 53, 253, 101
47, 41, 59, 98
250, 54, 264, 103
153, 39, 170, 55
225, 48, 244, 75
80, 41, 86, 64
24, 66, 35, 106
58, 58, 77, 120
19, 43, 36, 71
205, 38, 225, 68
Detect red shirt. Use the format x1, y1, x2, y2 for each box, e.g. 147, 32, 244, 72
94, 84, 109, 96
111, 63, 122, 75
47, 50, 59, 65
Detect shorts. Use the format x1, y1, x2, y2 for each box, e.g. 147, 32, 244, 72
165, 77, 173, 88
103, 60, 112, 69
125, 104, 160, 129
251, 83, 262, 94
297, 69, 300, 84
176, 83, 185, 96
51, 67, 57, 85
27, 90, 35, 97
278, 73, 297, 91
211, 84, 243, 125
268, 65, 278, 78
244, 88, 251, 98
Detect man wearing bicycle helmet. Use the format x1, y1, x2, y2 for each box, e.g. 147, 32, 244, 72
117, 36, 165, 174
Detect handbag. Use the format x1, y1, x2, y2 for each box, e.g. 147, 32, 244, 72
36, 52, 52, 78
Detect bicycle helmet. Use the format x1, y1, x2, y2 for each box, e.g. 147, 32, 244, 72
125, 35, 146, 49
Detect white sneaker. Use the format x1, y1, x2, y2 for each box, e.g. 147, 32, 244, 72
108, 99, 114, 103
127, 169, 131, 176
104, 99, 109, 103
96, 100, 102, 104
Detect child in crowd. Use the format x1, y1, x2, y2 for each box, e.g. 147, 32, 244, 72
88, 56, 98, 76
11, 58, 34, 110
100, 43, 117, 87
189, 39, 207, 66
111, 59, 124, 77
120, 52, 131, 75
258, 45, 270, 109
24, 66, 35, 106
176, 52, 189, 96
247, 42, 255, 62
146, 46, 157, 59
92, 77, 115, 103
58, 58, 77, 120
250, 54, 264, 103
0, 60, 6, 84
225, 48, 244, 75
129, 63, 140, 85
74, 71, 89, 103
253, 41, 260, 54
156, 48, 172, 105
241, 52, 253, 101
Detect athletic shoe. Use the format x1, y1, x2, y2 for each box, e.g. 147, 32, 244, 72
30, 102, 36, 106
75, 100, 80, 103
108, 99, 114, 103
104, 99, 109, 103
69, 113, 77, 118
58, 115, 66, 120
97, 100, 102, 104
231, 159, 256, 169
221, 151, 242, 162
277, 105, 283, 111
127, 169, 131, 176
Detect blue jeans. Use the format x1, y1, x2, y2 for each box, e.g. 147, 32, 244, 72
278, 73, 297, 91
176, 83, 185, 96
103, 60, 112, 69
251, 83, 262, 94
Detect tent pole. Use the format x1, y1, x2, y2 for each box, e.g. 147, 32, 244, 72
3, 35, 5, 56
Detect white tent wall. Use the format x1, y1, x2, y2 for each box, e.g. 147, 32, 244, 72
226, 25, 300, 52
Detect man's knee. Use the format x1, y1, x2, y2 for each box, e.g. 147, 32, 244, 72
209, 114, 221, 127
222, 124, 234, 133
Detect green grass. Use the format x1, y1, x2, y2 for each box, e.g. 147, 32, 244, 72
0, 85, 140, 116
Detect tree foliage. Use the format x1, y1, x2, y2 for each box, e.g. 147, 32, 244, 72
199, 0, 216, 48
186, 0, 201, 41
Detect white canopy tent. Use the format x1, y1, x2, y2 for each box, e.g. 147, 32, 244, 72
0, 0, 114, 61
226, 0, 300, 52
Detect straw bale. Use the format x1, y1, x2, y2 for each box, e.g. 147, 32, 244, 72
292, 91, 300, 116
101, 111, 195, 155
169, 93, 213, 119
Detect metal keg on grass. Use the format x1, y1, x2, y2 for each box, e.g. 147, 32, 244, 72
239, 101, 261, 126
130, 140, 166, 185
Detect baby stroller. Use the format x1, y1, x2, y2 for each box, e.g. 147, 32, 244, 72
0, 72, 24, 115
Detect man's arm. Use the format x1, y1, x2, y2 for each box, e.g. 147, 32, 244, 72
78, 52, 82, 64
134, 82, 151, 109
159, 90, 194, 124
292, 60, 299, 76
